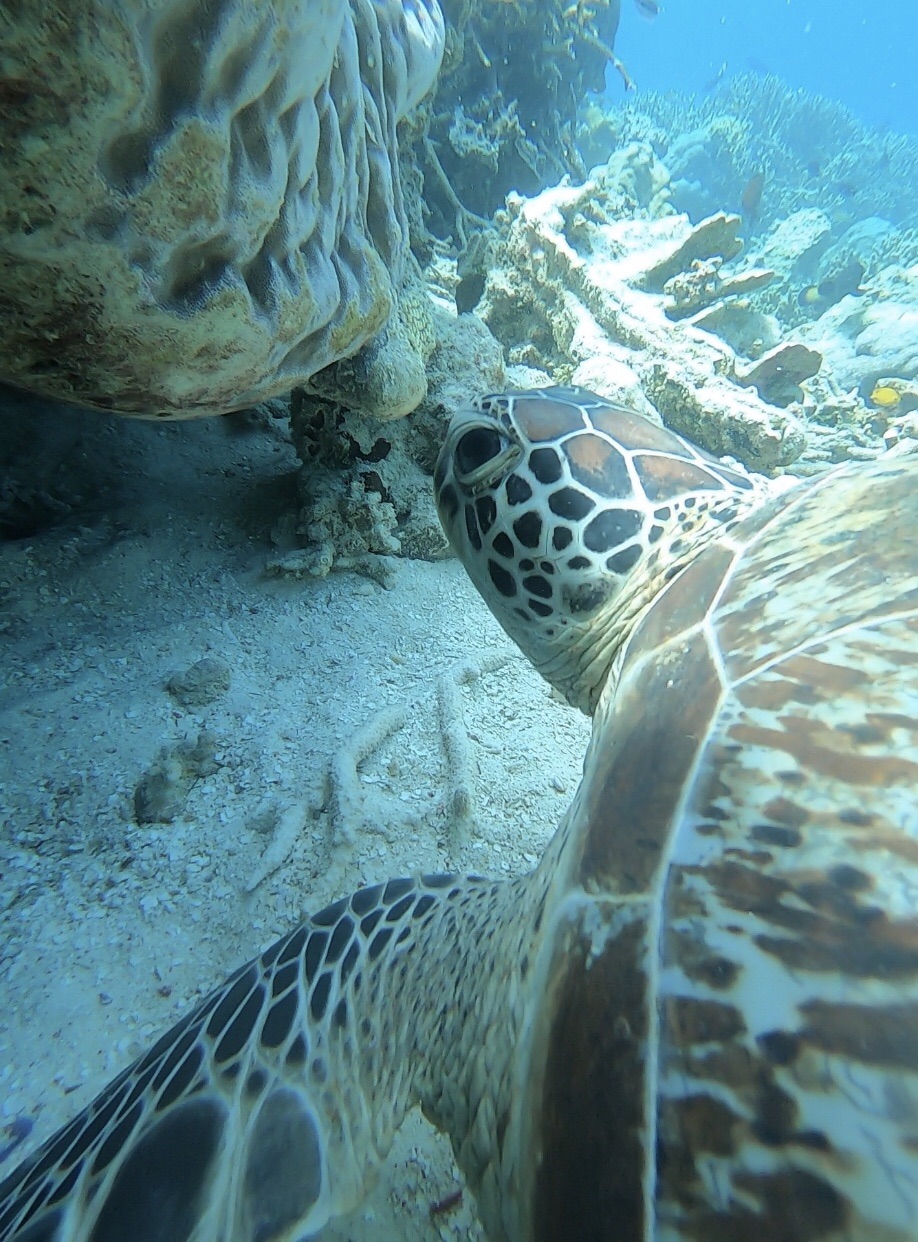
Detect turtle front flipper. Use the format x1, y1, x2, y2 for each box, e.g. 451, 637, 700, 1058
0, 872, 533, 1242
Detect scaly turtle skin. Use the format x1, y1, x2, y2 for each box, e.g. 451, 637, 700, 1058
3, 386, 918, 1241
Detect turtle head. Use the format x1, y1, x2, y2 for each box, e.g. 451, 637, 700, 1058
435, 386, 758, 714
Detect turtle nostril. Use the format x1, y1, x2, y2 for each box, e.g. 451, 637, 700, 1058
455, 426, 505, 477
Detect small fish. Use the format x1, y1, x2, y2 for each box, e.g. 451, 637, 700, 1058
798, 259, 865, 310
870, 384, 901, 408
633, 0, 660, 20
455, 273, 486, 315
805, 158, 821, 177
741, 171, 765, 226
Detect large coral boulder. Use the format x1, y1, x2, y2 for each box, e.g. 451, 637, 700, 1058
0, 0, 444, 418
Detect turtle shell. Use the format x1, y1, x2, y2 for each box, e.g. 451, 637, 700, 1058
4, 392, 917, 1242
514, 454, 918, 1240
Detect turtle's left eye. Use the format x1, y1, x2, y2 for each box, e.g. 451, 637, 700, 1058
455, 426, 505, 478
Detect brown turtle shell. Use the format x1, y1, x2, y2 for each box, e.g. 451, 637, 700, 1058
516, 455, 918, 1241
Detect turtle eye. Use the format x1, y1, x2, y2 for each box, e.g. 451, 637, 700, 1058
455, 426, 505, 478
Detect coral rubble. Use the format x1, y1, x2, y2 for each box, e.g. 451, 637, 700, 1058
480, 175, 807, 470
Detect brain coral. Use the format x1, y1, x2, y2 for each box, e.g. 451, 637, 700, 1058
0, 0, 444, 417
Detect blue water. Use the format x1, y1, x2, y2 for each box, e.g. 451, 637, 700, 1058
612, 0, 916, 138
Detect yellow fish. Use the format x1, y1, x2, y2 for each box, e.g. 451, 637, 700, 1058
870, 384, 901, 408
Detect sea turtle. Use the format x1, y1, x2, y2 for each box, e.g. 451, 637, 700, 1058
3, 385, 918, 1241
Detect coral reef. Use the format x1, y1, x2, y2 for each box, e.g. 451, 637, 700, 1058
479, 175, 807, 470
0, 0, 444, 418
302, 259, 438, 419
640, 211, 743, 286
133, 731, 220, 824
579, 75, 918, 247
326, 706, 409, 856
573, 74, 918, 416
799, 264, 918, 394
447, 143, 673, 321
755, 210, 833, 281
283, 307, 506, 577
436, 654, 512, 845
735, 342, 822, 407
569, 76, 918, 469
166, 657, 232, 710
244, 801, 314, 894
790, 373, 898, 472
663, 260, 774, 320
414, 0, 624, 242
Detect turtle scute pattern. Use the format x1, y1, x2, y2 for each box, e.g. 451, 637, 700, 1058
5, 385, 918, 1242
434, 384, 761, 714
0, 871, 538, 1242
435, 387, 918, 1240
559, 454, 918, 1241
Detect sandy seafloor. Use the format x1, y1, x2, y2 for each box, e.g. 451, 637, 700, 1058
0, 392, 591, 1239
